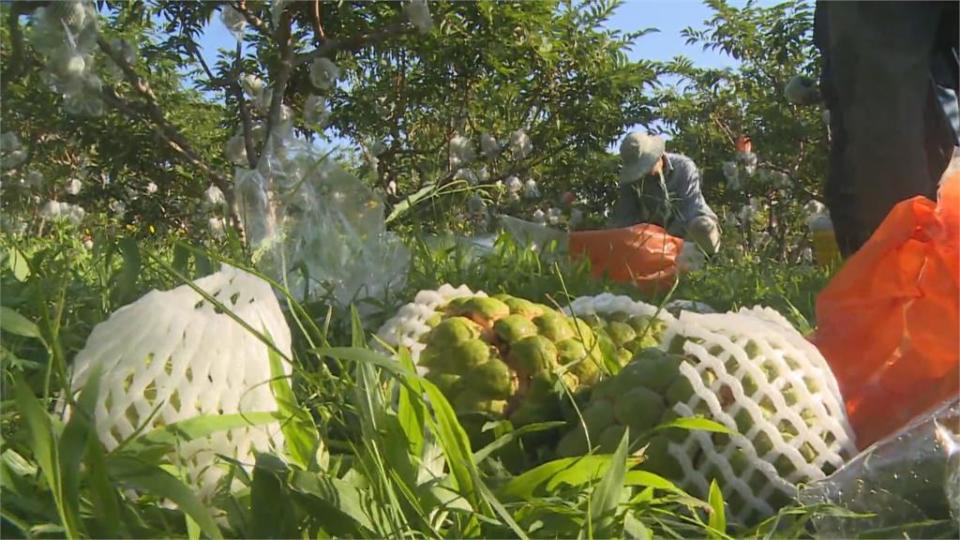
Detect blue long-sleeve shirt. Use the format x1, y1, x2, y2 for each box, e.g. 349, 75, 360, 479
608, 152, 718, 236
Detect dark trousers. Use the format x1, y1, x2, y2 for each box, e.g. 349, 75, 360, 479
816, 1, 959, 257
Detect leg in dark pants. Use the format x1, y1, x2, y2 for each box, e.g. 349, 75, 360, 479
816, 1, 956, 257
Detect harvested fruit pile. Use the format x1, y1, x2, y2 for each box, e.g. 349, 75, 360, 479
379, 287, 858, 522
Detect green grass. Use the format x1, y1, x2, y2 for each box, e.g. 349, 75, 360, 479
0, 227, 951, 539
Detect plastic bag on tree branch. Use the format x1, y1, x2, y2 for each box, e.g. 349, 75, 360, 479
234, 140, 409, 316
495, 214, 570, 254
798, 397, 960, 537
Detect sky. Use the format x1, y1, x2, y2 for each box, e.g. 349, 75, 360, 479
194, 0, 780, 150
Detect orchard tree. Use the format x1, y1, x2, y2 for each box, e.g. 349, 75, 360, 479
654, 0, 826, 261
0, 0, 660, 243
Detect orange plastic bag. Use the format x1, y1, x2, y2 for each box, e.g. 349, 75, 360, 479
811, 164, 960, 449
569, 224, 683, 293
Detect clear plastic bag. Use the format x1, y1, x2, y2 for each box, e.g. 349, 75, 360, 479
798, 397, 960, 538
495, 214, 570, 253
235, 139, 410, 314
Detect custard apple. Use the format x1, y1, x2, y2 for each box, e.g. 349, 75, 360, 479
558, 296, 857, 524
377, 285, 607, 451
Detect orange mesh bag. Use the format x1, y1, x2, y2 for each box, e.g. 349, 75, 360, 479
811, 162, 960, 449
569, 224, 683, 293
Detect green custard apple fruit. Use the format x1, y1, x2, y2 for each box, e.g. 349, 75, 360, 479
557, 297, 858, 525
377, 285, 608, 464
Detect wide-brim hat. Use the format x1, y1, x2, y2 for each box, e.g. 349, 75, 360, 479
619, 132, 665, 184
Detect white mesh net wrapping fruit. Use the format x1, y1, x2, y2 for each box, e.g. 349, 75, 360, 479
61, 265, 291, 500
566, 295, 856, 522
661, 309, 856, 521
561, 292, 677, 323
375, 284, 481, 364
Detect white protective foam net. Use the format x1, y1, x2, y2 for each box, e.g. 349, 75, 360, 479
567, 296, 857, 522
375, 283, 483, 366
62, 264, 292, 500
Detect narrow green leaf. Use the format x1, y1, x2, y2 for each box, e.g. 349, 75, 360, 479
250, 453, 298, 539
623, 470, 688, 495
288, 470, 376, 534
589, 427, 629, 534
84, 433, 123, 539
117, 237, 141, 300
267, 335, 321, 471
395, 349, 426, 460
7, 246, 30, 281
58, 364, 104, 538
419, 381, 483, 512
12, 375, 74, 537
623, 511, 653, 540
473, 421, 565, 464
500, 454, 635, 500
656, 416, 734, 435
0, 307, 42, 340
106, 455, 223, 540
708, 479, 727, 537
186, 515, 201, 540
119, 411, 283, 456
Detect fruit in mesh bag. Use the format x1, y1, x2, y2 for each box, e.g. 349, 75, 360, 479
377, 285, 605, 446
557, 298, 858, 524
59, 265, 292, 502
561, 293, 673, 368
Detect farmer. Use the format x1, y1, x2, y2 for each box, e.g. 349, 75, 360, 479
813, 0, 959, 257
609, 131, 722, 255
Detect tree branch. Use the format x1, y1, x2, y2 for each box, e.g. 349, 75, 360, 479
96, 37, 233, 208
230, 1, 271, 39
312, 0, 326, 43
233, 43, 259, 169
257, 10, 295, 166
294, 20, 413, 66
1, 2, 45, 93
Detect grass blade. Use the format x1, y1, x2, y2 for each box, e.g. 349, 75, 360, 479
588, 427, 629, 536
266, 334, 321, 471
250, 453, 299, 539
707, 479, 727, 538
106, 455, 223, 540
58, 364, 104, 539
0, 306, 43, 340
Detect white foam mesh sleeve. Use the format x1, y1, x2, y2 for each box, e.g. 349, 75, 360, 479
659, 309, 857, 522
375, 284, 481, 366
61, 264, 292, 500
566, 296, 856, 523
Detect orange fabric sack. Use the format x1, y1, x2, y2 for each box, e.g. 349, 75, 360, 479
811, 165, 960, 449
569, 224, 683, 293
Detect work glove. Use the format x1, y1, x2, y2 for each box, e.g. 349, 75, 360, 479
686, 215, 721, 256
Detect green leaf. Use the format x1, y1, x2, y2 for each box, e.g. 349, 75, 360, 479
288, 470, 376, 535
58, 364, 104, 538
119, 411, 284, 456
588, 427, 629, 535
250, 453, 298, 539
420, 380, 483, 510
0, 306, 42, 340
623, 511, 653, 540
84, 433, 124, 539
116, 237, 141, 300
395, 349, 426, 461
473, 421, 566, 464
655, 416, 734, 435
501, 454, 636, 500
106, 455, 223, 540
623, 470, 687, 495
708, 479, 727, 537
12, 374, 79, 538
7, 246, 30, 281
267, 332, 321, 471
